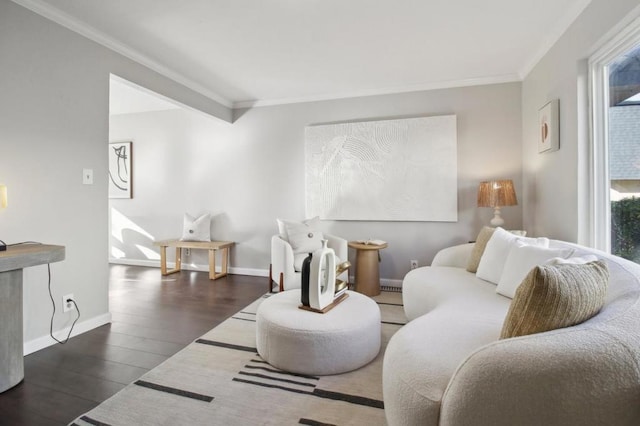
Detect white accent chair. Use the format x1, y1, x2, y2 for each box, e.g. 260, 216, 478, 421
270, 233, 348, 292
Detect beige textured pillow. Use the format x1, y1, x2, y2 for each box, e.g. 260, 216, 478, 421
500, 260, 609, 339
466, 227, 495, 272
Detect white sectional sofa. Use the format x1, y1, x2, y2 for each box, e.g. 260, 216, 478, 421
383, 238, 640, 426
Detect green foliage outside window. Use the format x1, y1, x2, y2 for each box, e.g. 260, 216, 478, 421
611, 197, 640, 262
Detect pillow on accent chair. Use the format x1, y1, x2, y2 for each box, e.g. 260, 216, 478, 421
500, 260, 609, 339
180, 213, 211, 242
277, 217, 320, 241
476, 227, 549, 284
496, 242, 574, 298
282, 217, 324, 254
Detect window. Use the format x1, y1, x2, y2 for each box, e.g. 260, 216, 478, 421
590, 15, 640, 261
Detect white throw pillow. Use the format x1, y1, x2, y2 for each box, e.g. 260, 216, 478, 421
284, 219, 324, 254
476, 227, 549, 284
496, 242, 575, 298
277, 216, 320, 241
545, 255, 598, 265
180, 213, 211, 242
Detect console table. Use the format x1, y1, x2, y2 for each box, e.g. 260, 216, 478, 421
154, 240, 234, 280
0, 244, 65, 393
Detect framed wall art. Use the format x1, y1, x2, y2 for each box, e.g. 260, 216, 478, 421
109, 141, 132, 198
538, 99, 559, 153
305, 115, 458, 222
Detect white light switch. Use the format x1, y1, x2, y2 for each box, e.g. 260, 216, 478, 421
83, 168, 94, 185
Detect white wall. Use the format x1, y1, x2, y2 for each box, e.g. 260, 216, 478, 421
0, 1, 230, 353
110, 82, 522, 281
521, 0, 640, 243
109, 109, 238, 269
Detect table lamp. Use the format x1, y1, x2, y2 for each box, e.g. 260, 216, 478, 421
0, 184, 6, 251
477, 180, 517, 227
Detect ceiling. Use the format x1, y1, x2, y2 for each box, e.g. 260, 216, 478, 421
15, 0, 591, 108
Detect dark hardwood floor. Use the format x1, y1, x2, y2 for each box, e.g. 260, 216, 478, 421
0, 265, 267, 425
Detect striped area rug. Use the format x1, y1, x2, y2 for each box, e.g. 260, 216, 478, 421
70, 291, 406, 426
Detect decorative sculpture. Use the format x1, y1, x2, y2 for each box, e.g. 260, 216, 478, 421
334, 261, 350, 295
309, 240, 336, 310
300, 253, 313, 307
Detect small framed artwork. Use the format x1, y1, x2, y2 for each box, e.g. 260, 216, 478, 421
109, 141, 132, 198
538, 99, 559, 153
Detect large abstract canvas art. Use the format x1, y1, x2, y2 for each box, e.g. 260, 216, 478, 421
305, 115, 457, 221
109, 141, 132, 199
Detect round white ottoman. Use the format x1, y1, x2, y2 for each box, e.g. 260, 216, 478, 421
256, 290, 381, 375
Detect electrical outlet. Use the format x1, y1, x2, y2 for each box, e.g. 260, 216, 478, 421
185, 248, 191, 256
63, 293, 75, 313
410, 260, 419, 270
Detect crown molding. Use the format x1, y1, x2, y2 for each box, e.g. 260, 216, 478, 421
12, 0, 587, 110
11, 0, 233, 108
109, 73, 184, 114
233, 74, 521, 109
588, 2, 640, 60
518, 0, 592, 79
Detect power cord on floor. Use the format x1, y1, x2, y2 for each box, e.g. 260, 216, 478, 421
46, 263, 80, 344
8, 241, 43, 247
5, 241, 80, 344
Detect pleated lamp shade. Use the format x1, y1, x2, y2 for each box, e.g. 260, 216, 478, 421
477, 180, 517, 227
477, 180, 517, 208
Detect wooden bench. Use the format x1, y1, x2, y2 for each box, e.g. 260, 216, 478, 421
153, 240, 235, 280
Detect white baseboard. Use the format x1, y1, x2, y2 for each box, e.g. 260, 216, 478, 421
109, 259, 400, 286
232, 267, 269, 277
109, 258, 270, 277
23, 312, 112, 355
110, 257, 159, 268
347, 276, 403, 288
381, 278, 403, 288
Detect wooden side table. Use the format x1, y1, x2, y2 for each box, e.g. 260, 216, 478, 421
348, 241, 388, 296
153, 240, 234, 280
